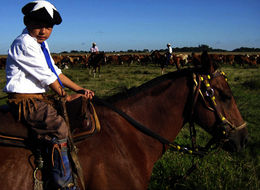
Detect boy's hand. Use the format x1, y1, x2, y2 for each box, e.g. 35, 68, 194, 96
76, 89, 95, 100
83, 89, 94, 99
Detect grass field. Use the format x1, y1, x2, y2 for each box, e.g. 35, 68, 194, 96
0, 63, 259, 190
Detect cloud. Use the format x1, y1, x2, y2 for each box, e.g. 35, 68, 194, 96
96, 30, 104, 34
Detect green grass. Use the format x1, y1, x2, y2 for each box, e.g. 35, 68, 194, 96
0, 63, 259, 190
149, 66, 260, 190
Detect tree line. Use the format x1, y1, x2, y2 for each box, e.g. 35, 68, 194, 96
59, 44, 260, 54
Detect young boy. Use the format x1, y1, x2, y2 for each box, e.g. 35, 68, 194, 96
4, 1, 93, 189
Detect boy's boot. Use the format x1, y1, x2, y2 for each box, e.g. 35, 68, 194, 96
51, 138, 78, 190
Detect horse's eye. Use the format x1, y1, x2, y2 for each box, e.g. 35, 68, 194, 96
219, 90, 232, 101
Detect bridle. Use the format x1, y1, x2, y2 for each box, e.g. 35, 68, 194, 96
189, 70, 247, 151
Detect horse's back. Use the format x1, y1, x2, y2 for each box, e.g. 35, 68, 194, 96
0, 105, 33, 189
0, 145, 33, 190
0, 105, 29, 139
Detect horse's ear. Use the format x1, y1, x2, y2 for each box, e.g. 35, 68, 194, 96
200, 51, 215, 74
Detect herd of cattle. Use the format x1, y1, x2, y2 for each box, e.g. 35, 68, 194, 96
0, 51, 259, 71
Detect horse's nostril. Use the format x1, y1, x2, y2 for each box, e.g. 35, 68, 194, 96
223, 140, 237, 152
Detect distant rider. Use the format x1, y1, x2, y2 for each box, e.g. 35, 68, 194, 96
90, 42, 99, 54
166, 43, 172, 65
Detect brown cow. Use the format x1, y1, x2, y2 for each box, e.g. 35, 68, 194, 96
68, 55, 88, 68
257, 55, 260, 65
151, 51, 163, 64
52, 54, 63, 66
234, 54, 251, 67
191, 52, 201, 68
170, 54, 180, 70
132, 54, 141, 64
176, 53, 189, 67
59, 56, 74, 69
138, 54, 152, 66
106, 54, 120, 65
248, 55, 257, 66
0, 57, 7, 69
223, 54, 235, 65
210, 54, 223, 65
118, 54, 134, 66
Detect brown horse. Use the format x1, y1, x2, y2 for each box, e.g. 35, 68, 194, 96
0, 51, 248, 190
87, 52, 106, 77
151, 51, 180, 74
150, 50, 167, 74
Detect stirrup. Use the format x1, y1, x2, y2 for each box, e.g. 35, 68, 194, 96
58, 182, 79, 190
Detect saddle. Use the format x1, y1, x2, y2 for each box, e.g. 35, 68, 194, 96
65, 96, 101, 142
0, 104, 28, 147
0, 96, 101, 148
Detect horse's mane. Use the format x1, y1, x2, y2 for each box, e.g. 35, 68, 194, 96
102, 68, 195, 103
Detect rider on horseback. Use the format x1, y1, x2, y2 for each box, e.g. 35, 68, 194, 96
90, 42, 99, 54
166, 43, 173, 66
4, 1, 94, 189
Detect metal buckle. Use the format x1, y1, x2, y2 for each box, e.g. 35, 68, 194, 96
205, 88, 214, 97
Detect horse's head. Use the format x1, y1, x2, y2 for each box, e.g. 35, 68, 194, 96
192, 51, 248, 152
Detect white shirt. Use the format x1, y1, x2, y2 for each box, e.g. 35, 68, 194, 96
90, 46, 99, 53
168, 46, 172, 54
4, 28, 62, 93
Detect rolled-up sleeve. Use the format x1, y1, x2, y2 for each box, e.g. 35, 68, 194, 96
4, 29, 65, 93
11, 39, 59, 87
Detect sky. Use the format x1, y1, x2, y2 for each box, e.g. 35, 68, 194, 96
1, 0, 260, 54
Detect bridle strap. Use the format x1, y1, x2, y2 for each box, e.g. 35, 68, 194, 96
188, 73, 217, 154
235, 122, 247, 131
192, 71, 247, 138
186, 70, 248, 158
188, 73, 202, 150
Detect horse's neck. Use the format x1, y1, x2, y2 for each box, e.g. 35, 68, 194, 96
115, 73, 191, 143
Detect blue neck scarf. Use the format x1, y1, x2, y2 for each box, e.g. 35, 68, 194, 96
41, 42, 64, 88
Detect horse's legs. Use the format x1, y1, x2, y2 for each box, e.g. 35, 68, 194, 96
161, 67, 164, 75
93, 67, 96, 78
175, 61, 181, 70
98, 66, 101, 77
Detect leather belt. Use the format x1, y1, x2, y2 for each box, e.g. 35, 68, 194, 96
8, 93, 45, 100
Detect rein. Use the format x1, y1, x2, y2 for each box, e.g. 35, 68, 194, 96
93, 96, 206, 157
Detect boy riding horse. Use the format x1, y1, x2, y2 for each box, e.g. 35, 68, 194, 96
4, 1, 94, 189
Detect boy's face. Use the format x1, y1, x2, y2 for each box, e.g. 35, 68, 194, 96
26, 20, 53, 43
